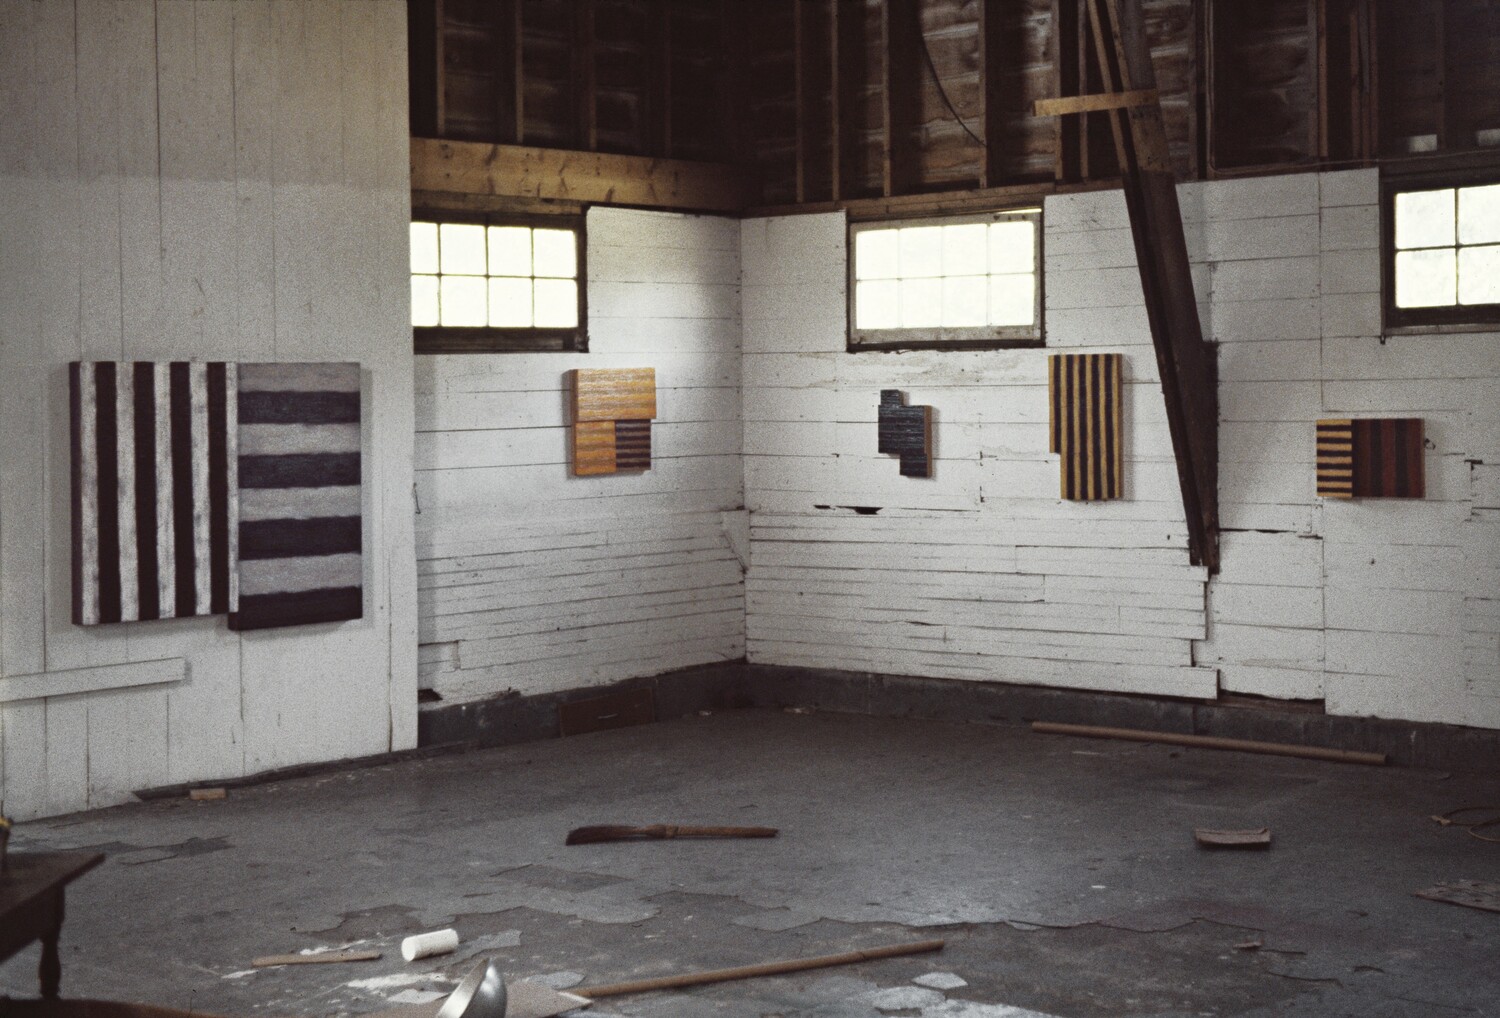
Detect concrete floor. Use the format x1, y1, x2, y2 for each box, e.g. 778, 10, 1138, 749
3, 708, 1498, 1017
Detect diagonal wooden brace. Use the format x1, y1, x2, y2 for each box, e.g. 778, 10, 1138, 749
1078, 0, 1220, 573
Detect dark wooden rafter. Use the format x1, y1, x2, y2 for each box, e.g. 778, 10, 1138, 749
1072, 0, 1220, 572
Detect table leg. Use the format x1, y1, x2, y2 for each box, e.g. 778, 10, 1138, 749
40, 887, 66, 999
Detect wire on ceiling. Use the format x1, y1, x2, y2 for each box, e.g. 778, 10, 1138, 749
914, 20, 986, 149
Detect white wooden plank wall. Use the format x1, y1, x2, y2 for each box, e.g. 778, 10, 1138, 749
0, 0, 417, 820
743, 170, 1500, 730
413, 208, 746, 703
739, 212, 1217, 700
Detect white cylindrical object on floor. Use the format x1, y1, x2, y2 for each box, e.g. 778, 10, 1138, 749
401, 928, 459, 962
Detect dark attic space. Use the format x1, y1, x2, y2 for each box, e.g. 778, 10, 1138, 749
2, 1, 1499, 1017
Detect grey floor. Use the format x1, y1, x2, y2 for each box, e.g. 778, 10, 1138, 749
3, 708, 1498, 1018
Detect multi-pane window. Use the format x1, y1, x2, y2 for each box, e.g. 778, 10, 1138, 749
411, 214, 586, 352
848, 208, 1042, 350
1385, 177, 1500, 329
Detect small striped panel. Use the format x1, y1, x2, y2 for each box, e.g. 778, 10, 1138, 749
69, 361, 235, 625
614, 419, 652, 471
572, 368, 656, 422
569, 368, 657, 475
572, 420, 617, 476
1048, 353, 1124, 501
1318, 418, 1424, 499
1315, 419, 1354, 498
229, 363, 362, 631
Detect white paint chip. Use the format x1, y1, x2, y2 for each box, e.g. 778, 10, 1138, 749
389, 989, 447, 1005
870, 985, 945, 1010
914, 972, 969, 991
533, 971, 585, 989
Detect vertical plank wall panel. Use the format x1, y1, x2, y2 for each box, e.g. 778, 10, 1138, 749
0, 1, 417, 820
413, 208, 745, 704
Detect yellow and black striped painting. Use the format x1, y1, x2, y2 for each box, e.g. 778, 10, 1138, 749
1316, 418, 1424, 499
1048, 353, 1124, 501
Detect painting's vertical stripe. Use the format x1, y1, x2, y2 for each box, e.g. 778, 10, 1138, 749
133, 363, 160, 620
226, 363, 240, 613
70, 365, 87, 623
1089, 354, 1104, 500
206, 363, 230, 614
170, 361, 196, 617
94, 362, 122, 624
1102, 354, 1116, 499
190, 363, 213, 615
155, 364, 177, 617
1072, 356, 1085, 499
1048, 357, 1060, 454
114, 364, 139, 622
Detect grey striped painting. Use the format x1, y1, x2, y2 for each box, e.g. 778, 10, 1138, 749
228, 363, 363, 631
69, 362, 237, 625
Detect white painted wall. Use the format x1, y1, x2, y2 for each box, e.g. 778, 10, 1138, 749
742, 168, 1500, 730
0, 0, 418, 821
414, 208, 746, 702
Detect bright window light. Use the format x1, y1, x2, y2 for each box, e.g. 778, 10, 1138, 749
850, 209, 1042, 347
1393, 183, 1500, 311
410, 219, 582, 330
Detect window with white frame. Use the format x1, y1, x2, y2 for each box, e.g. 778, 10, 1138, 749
848, 208, 1042, 350
410, 213, 586, 353
1385, 176, 1500, 329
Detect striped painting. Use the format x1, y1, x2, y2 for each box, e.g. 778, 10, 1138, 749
229, 363, 363, 631
570, 368, 657, 476
69, 361, 236, 625
1317, 418, 1424, 499
1048, 353, 1124, 501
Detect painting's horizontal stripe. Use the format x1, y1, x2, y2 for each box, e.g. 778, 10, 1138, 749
238, 553, 363, 596
239, 423, 361, 456
239, 516, 361, 559
238, 485, 361, 522
239, 452, 360, 488
239, 390, 360, 425
229, 587, 362, 631
238, 362, 359, 393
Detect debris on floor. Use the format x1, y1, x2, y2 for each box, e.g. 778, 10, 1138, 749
250, 949, 380, 967
913, 972, 969, 990
1430, 805, 1500, 842
403, 928, 461, 961
1414, 879, 1500, 914
576, 939, 945, 999
565, 824, 778, 845
190, 788, 227, 802
1194, 827, 1273, 849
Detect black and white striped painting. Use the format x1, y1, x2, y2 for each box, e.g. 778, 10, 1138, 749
228, 363, 363, 632
69, 361, 237, 625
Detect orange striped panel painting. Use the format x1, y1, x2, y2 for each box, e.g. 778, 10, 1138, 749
569, 368, 656, 475
1048, 353, 1124, 501
1317, 418, 1423, 498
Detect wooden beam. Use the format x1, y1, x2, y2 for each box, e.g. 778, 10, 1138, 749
1085, 0, 1220, 573
794, 0, 807, 203
830, 0, 841, 201
411, 137, 759, 212
1033, 88, 1158, 117
512, 0, 525, 144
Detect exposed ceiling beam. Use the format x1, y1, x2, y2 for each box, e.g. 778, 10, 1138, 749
410, 138, 759, 214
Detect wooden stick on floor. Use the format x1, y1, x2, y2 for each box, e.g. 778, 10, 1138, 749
251, 950, 382, 967
575, 939, 946, 999
1031, 722, 1387, 766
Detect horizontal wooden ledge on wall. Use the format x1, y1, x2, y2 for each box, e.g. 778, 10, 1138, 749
744, 178, 1114, 222
411, 138, 759, 214
0, 657, 186, 704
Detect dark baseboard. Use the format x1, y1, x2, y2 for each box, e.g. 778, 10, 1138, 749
738, 664, 1500, 773
138, 661, 1499, 802
416, 660, 1500, 772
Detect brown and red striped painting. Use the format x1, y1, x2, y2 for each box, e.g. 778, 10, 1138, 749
1316, 418, 1424, 499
